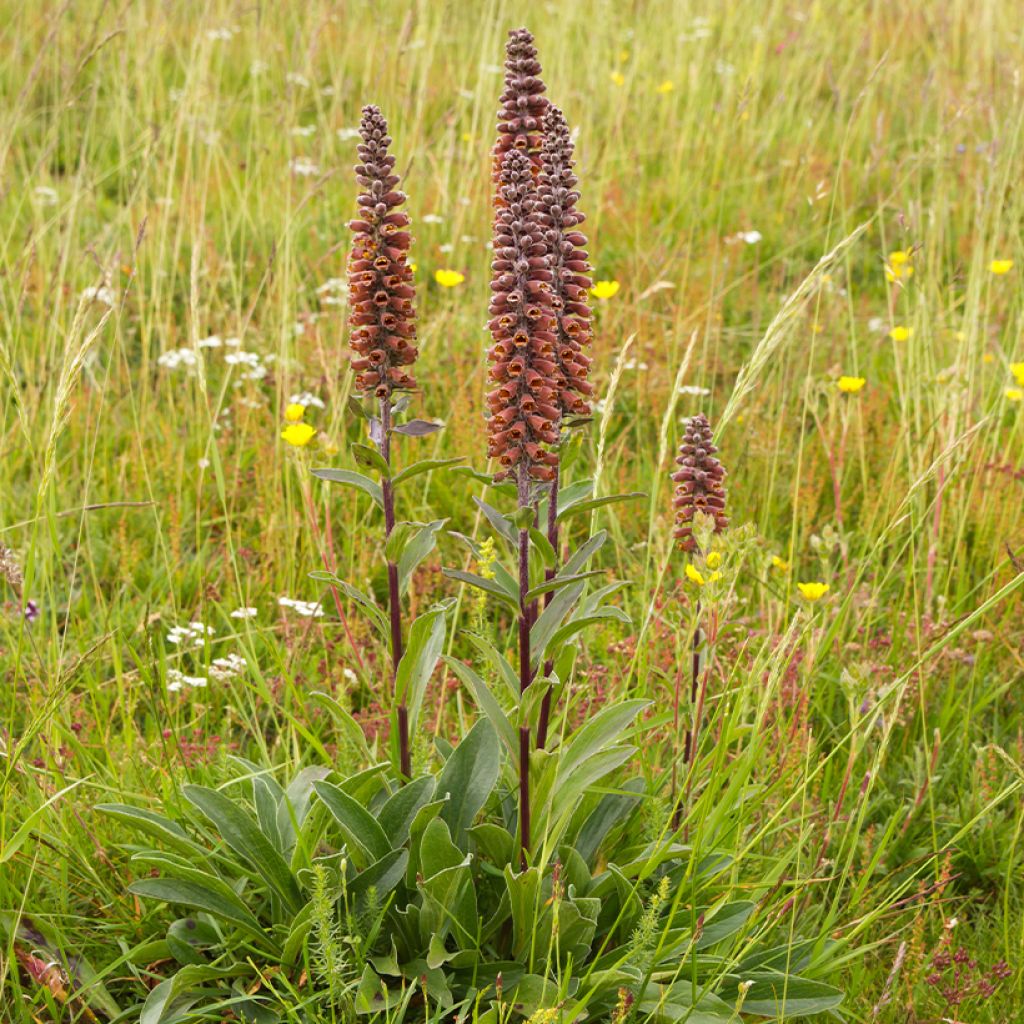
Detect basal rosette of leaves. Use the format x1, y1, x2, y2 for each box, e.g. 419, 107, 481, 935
101, 708, 843, 1023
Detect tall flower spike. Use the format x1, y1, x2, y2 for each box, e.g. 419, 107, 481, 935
486, 147, 559, 483
348, 105, 418, 400
536, 105, 594, 420
492, 28, 548, 195
672, 414, 729, 552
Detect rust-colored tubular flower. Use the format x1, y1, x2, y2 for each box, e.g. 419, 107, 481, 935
348, 105, 418, 400
536, 105, 594, 421
492, 28, 548, 194
672, 413, 729, 552
486, 147, 559, 484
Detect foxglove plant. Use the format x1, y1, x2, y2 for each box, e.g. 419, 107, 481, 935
487, 144, 558, 861
534, 103, 594, 746
671, 413, 728, 809
335, 105, 419, 779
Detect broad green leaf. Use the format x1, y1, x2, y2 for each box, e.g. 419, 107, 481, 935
392, 456, 464, 485
312, 468, 383, 508
351, 442, 391, 477
573, 778, 646, 866
140, 964, 242, 1024
720, 974, 844, 1016
696, 900, 757, 949
556, 491, 646, 523
561, 530, 608, 577
395, 608, 447, 732
442, 568, 519, 611
397, 519, 447, 595
129, 878, 264, 937
524, 570, 603, 605
540, 607, 631, 665
392, 418, 444, 436
530, 581, 587, 662
560, 701, 648, 778
442, 656, 517, 756
182, 785, 302, 913
378, 776, 437, 845
97, 803, 206, 858
348, 849, 409, 903
436, 719, 500, 848
312, 780, 390, 867
473, 496, 518, 545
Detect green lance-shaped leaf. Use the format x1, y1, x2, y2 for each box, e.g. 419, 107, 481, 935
392, 456, 464, 485
351, 442, 392, 477
128, 877, 264, 938
394, 607, 447, 733
312, 780, 391, 868
182, 785, 302, 913
435, 718, 501, 849
312, 467, 383, 508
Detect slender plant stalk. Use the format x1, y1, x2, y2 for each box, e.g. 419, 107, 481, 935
347, 105, 419, 782
378, 397, 410, 779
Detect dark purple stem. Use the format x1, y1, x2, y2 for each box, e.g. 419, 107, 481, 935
380, 398, 410, 781
536, 464, 560, 748
517, 464, 533, 867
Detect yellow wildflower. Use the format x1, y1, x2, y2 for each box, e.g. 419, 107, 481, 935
706, 551, 722, 569
1006, 388, 1023, 402
460, 132, 474, 144
837, 375, 866, 394
409, 261, 418, 273
284, 403, 306, 422
656, 80, 674, 94
990, 259, 1013, 275
982, 352, 994, 363
884, 249, 914, 281
610, 70, 625, 86
797, 581, 830, 602
771, 555, 790, 572
590, 280, 620, 300
888, 326, 912, 342
477, 537, 497, 581
685, 564, 705, 586
435, 269, 465, 288
889, 249, 911, 265
281, 422, 316, 447
1010, 362, 1024, 386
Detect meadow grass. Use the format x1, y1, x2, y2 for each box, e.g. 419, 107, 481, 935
1, 1, 1023, 1020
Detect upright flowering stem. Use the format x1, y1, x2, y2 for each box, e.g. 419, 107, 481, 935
493, 28, 548, 194
348, 105, 418, 780
534, 105, 594, 748
671, 414, 728, 818
488, 145, 558, 863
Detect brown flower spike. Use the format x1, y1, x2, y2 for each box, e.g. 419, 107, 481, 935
487, 147, 560, 483
536, 105, 594, 420
672, 414, 729, 551
492, 28, 548, 194
348, 105, 418, 400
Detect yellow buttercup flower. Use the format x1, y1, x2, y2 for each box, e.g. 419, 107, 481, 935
656, 80, 674, 94
990, 259, 1013, 275
771, 555, 790, 572
797, 581, 829, 602
837, 375, 866, 394
610, 70, 625, 86
888, 325, 912, 342
409, 261, 418, 273
1010, 362, 1024, 386
706, 551, 722, 569
284, 403, 306, 422
884, 249, 914, 281
1006, 388, 1023, 402
282, 422, 316, 447
435, 269, 465, 288
889, 249, 910, 266
685, 564, 705, 586
590, 280, 620, 300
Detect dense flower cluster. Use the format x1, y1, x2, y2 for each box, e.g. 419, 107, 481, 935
348, 105, 418, 400
536, 105, 594, 420
672, 413, 729, 551
486, 148, 560, 483
492, 28, 548, 194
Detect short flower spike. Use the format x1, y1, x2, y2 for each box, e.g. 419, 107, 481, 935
347, 106, 418, 400
672, 413, 729, 552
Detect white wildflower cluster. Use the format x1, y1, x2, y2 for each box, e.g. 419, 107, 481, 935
167, 669, 208, 692
291, 125, 316, 137
81, 284, 116, 306
157, 348, 199, 371
337, 127, 361, 141
679, 385, 711, 396
34, 186, 58, 206
289, 391, 325, 410
210, 652, 246, 681
289, 157, 320, 177
167, 621, 215, 647
230, 606, 258, 620
224, 349, 268, 381
278, 596, 323, 617
421, 213, 444, 225
285, 72, 310, 88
